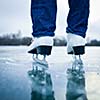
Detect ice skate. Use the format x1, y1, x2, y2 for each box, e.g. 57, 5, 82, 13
67, 33, 85, 55
28, 36, 53, 55
28, 36, 53, 85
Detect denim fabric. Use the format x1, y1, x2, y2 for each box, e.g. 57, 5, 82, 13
31, 0, 89, 38
67, 0, 90, 38
31, 0, 57, 37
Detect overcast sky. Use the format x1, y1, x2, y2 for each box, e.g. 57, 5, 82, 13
0, 0, 100, 40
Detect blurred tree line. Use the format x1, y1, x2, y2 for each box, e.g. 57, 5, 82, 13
86, 39, 100, 46
0, 33, 100, 46
0, 32, 32, 46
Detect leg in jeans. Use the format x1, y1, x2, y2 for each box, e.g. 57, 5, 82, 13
66, 0, 90, 55
67, 0, 90, 38
29, 0, 57, 55
31, 0, 57, 37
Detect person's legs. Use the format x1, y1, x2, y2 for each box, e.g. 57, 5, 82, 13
67, 0, 90, 55
29, 0, 57, 55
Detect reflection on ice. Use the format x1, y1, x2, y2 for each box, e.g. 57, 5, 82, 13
28, 54, 88, 100
30, 74, 55, 100
28, 71, 55, 100
66, 64, 88, 100
28, 56, 55, 100
0, 46, 100, 100
66, 56, 88, 100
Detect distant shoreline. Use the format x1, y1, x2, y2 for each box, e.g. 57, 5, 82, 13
0, 33, 100, 46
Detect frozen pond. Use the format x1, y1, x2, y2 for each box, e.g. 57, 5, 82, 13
0, 46, 100, 100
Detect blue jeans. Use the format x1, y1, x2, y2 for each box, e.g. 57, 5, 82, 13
31, 0, 89, 38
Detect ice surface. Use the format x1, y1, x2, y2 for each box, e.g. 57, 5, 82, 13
0, 46, 100, 100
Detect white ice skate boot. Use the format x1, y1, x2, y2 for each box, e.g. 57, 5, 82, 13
28, 36, 53, 55
67, 33, 85, 55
